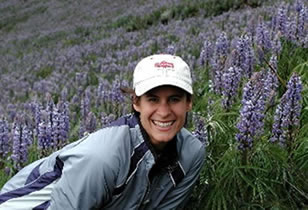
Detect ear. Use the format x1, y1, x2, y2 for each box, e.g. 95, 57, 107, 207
186, 100, 192, 112
133, 103, 141, 112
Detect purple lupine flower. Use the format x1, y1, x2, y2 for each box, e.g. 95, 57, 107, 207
270, 96, 286, 144
256, 21, 272, 51
286, 17, 297, 42
79, 89, 91, 138
11, 118, 30, 170
244, 37, 255, 78
0, 119, 10, 159
96, 80, 108, 107
33, 103, 43, 137
71, 94, 79, 106
79, 122, 86, 138
166, 45, 176, 55
228, 48, 240, 68
20, 124, 32, 162
235, 35, 247, 70
270, 15, 277, 39
236, 72, 266, 150
111, 76, 124, 104
276, 4, 288, 36
209, 48, 227, 96
215, 32, 229, 57
199, 39, 213, 66
263, 56, 279, 105
211, 56, 225, 95
61, 87, 68, 101
192, 113, 208, 144
235, 34, 254, 77
272, 33, 282, 55
101, 112, 116, 128
81, 94, 91, 120
294, 0, 304, 12
22, 123, 33, 147
11, 122, 21, 164
296, 4, 307, 40
110, 76, 126, 116
7, 104, 16, 122
58, 115, 68, 144
45, 93, 55, 113
222, 66, 242, 109
51, 106, 61, 149
37, 110, 53, 155
85, 112, 97, 133
58, 101, 70, 144
270, 73, 302, 146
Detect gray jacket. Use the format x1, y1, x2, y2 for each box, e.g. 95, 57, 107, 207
0, 114, 205, 210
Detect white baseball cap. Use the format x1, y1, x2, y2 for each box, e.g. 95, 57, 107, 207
133, 54, 193, 96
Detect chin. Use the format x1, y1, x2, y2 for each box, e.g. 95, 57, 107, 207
155, 134, 176, 143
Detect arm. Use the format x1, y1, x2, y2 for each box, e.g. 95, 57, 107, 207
47, 153, 117, 210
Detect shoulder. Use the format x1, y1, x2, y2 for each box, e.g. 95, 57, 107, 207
177, 128, 205, 153
176, 128, 205, 171
78, 114, 139, 153
58, 119, 137, 169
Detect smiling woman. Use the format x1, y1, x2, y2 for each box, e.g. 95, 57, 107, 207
0, 54, 205, 210
134, 86, 192, 151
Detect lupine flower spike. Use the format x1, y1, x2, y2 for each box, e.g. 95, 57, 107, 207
236, 72, 266, 150
270, 73, 302, 148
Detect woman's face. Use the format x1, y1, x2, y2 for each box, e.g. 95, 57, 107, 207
133, 86, 192, 151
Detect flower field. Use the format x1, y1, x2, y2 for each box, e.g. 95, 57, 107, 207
0, 0, 307, 209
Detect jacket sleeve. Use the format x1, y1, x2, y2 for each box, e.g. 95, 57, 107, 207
0, 140, 117, 210
47, 152, 118, 210
156, 144, 205, 210
0, 127, 130, 210
46, 131, 125, 210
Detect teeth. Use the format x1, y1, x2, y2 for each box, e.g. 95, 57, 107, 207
153, 121, 173, 128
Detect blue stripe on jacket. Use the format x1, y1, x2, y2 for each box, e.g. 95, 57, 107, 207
0, 157, 63, 204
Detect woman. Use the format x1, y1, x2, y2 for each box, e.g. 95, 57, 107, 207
0, 54, 205, 210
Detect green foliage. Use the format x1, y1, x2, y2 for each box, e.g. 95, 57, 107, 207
184, 37, 308, 209
87, 70, 99, 86
276, 40, 308, 96
0, 170, 10, 190
35, 66, 53, 79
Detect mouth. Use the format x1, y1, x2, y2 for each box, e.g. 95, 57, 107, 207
152, 120, 175, 128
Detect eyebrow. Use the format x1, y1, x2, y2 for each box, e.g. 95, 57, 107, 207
145, 92, 185, 98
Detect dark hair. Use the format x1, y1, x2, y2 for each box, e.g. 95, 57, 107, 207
120, 86, 140, 116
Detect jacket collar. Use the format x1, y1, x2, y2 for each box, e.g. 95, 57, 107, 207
136, 114, 178, 167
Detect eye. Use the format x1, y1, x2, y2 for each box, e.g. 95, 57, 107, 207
147, 97, 159, 103
169, 96, 181, 103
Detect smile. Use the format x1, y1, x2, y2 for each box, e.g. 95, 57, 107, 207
152, 120, 174, 128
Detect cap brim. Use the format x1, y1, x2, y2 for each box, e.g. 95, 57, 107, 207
135, 77, 193, 96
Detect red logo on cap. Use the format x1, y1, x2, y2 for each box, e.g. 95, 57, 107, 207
154, 61, 174, 68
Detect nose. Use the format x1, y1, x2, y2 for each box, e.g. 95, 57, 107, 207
156, 102, 171, 117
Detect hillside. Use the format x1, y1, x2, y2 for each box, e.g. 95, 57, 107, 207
0, 0, 284, 112
0, 0, 307, 209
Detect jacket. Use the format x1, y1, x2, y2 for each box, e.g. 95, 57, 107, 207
0, 114, 205, 210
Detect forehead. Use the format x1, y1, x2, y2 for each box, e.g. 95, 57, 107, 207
145, 85, 186, 96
